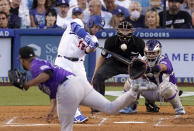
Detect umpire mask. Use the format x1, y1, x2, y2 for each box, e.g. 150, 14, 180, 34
117, 20, 135, 43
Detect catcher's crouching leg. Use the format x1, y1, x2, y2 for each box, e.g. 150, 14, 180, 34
160, 82, 185, 115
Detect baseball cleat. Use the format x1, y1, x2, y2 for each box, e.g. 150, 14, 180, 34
120, 107, 137, 114
176, 109, 185, 115
74, 115, 88, 124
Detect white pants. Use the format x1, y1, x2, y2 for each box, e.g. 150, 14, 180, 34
56, 76, 137, 131
55, 56, 87, 79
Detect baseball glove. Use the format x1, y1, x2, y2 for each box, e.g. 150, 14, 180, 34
128, 58, 147, 80
8, 69, 27, 90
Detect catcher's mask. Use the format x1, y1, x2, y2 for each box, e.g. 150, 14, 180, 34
144, 40, 162, 67
117, 20, 135, 43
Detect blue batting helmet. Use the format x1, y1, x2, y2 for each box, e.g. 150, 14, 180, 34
87, 15, 105, 29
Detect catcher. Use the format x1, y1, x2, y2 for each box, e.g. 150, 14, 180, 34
121, 40, 185, 115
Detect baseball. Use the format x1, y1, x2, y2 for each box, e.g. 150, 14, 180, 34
120, 44, 127, 51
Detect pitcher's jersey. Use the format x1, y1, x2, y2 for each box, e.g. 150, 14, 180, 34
30, 58, 73, 98
57, 18, 96, 59
145, 55, 177, 85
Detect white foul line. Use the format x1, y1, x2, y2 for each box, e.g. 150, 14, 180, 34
114, 121, 146, 124
154, 118, 165, 126
2, 123, 59, 127
6, 117, 16, 125
98, 118, 107, 126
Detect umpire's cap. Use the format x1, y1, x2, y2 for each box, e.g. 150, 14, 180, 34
87, 15, 105, 29
19, 46, 35, 59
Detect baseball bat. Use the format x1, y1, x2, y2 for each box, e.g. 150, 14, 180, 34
98, 46, 132, 65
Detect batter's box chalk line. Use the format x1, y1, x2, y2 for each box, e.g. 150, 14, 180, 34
154, 115, 194, 127
2, 116, 108, 127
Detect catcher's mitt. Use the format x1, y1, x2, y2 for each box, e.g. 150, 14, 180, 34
8, 69, 27, 90
128, 58, 147, 80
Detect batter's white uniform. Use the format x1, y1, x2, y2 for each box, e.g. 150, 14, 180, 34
55, 18, 98, 121
55, 18, 98, 79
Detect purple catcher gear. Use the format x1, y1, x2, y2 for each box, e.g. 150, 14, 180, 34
144, 40, 162, 67
87, 15, 105, 29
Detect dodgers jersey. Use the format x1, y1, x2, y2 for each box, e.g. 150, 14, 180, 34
30, 58, 73, 98
145, 55, 177, 85
57, 18, 97, 59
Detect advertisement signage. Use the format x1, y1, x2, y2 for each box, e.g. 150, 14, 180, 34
0, 38, 11, 82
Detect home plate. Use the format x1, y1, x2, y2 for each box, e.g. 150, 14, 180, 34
114, 121, 147, 124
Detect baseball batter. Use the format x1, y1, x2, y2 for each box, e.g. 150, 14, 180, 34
54, 15, 105, 122
19, 46, 139, 131
124, 40, 185, 115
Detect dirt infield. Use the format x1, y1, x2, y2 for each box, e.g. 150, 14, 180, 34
0, 106, 194, 131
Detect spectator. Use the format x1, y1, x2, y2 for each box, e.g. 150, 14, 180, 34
88, 0, 112, 28
10, 0, 30, 28
192, 11, 194, 27
0, 11, 8, 28
145, 9, 160, 29
30, 0, 48, 28
39, 8, 59, 29
77, 0, 89, 24
125, 1, 145, 28
159, 0, 192, 28
0, 0, 21, 28
180, 0, 189, 10
103, 0, 129, 18
0, 0, 10, 15
72, 6, 83, 20
19, 0, 31, 28
66, 0, 78, 18
184, 0, 194, 15
10, 0, 21, 15
56, 0, 72, 29
143, 0, 163, 15
134, 0, 150, 8
110, 6, 125, 28
46, 0, 57, 8
114, 0, 131, 9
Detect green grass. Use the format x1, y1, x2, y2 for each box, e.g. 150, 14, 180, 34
0, 86, 194, 106
0, 86, 50, 106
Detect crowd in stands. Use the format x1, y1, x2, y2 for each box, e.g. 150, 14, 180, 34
0, 0, 193, 29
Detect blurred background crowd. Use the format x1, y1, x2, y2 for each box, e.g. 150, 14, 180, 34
0, 0, 193, 29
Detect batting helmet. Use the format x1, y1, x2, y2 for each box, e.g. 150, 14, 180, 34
87, 15, 105, 29
144, 40, 162, 67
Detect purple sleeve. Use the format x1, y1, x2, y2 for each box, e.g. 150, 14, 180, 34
160, 58, 173, 74
31, 60, 52, 79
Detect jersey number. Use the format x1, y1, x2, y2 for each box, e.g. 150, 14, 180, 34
78, 40, 86, 50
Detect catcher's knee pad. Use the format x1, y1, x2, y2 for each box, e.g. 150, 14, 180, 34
160, 82, 183, 110
160, 81, 177, 100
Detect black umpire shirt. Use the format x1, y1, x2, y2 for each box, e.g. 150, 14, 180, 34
101, 35, 145, 66
159, 10, 192, 28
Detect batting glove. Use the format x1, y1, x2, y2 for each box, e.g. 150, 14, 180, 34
84, 34, 99, 49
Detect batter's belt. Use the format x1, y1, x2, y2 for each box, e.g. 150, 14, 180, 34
58, 55, 82, 61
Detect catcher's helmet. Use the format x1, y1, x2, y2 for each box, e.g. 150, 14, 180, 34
87, 15, 105, 29
144, 40, 162, 67
117, 20, 134, 43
